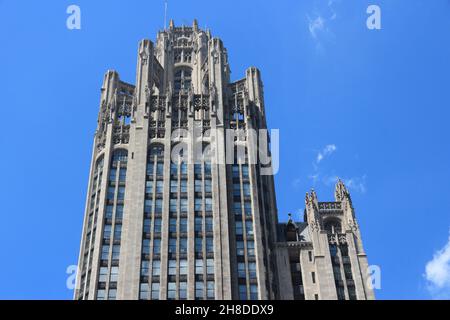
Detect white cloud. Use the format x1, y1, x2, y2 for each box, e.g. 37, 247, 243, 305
322, 175, 367, 194
425, 231, 450, 299
308, 15, 325, 40
316, 144, 337, 163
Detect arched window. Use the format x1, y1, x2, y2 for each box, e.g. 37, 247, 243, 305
324, 219, 342, 234
149, 144, 164, 157
112, 149, 128, 164
174, 68, 192, 92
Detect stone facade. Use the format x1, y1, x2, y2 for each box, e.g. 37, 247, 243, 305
74, 20, 373, 300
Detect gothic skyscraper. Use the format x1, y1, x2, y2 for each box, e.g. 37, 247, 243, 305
75, 20, 374, 301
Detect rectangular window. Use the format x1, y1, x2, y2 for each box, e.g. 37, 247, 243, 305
195, 217, 202, 232
204, 179, 212, 193
235, 221, 243, 235
108, 288, 117, 300
205, 198, 212, 211
195, 198, 203, 212
179, 259, 188, 275
236, 241, 245, 256
169, 218, 177, 232
250, 284, 258, 300
195, 259, 204, 275
179, 238, 187, 254
170, 180, 178, 193
242, 165, 249, 178
206, 237, 214, 253
206, 281, 215, 299
98, 266, 108, 282
206, 258, 214, 275
232, 165, 240, 178
233, 183, 241, 197
243, 183, 251, 196
195, 237, 203, 253
156, 180, 164, 194
248, 262, 257, 279
145, 181, 153, 194
204, 162, 211, 175
142, 239, 150, 255
167, 282, 177, 300
146, 162, 154, 175
180, 162, 187, 175
238, 262, 246, 278
139, 283, 149, 300
117, 187, 125, 200
106, 205, 113, 219
195, 179, 202, 192
119, 168, 126, 182
156, 163, 164, 175
144, 199, 153, 213
170, 163, 178, 175
308, 251, 313, 262
152, 260, 161, 276
115, 205, 123, 220
101, 245, 109, 260
109, 168, 117, 181
195, 281, 204, 299
244, 202, 252, 216
141, 261, 149, 276
154, 218, 162, 233
312, 272, 316, 284
143, 218, 151, 233
169, 238, 177, 254
151, 283, 160, 300
112, 245, 120, 260
180, 180, 187, 192
103, 224, 112, 240
107, 186, 115, 200
97, 289, 106, 300
114, 224, 122, 240
194, 164, 202, 175
180, 218, 187, 233
168, 260, 177, 275
179, 281, 187, 299
233, 202, 242, 216
180, 199, 188, 213
247, 241, 255, 257
110, 266, 119, 282
239, 285, 247, 300
155, 199, 162, 213
245, 221, 254, 236
153, 239, 161, 254
205, 217, 213, 232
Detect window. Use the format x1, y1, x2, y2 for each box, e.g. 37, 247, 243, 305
180, 162, 187, 175
153, 239, 161, 254
179, 281, 187, 299
119, 168, 126, 182
167, 282, 177, 300
170, 180, 178, 193
195, 237, 203, 253
204, 179, 212, 193
245, 221, 254, 236
139, 283, 149, 300
206, 281, 215, 299
233, 183, 241, 197
152, 260, 161, 276
205, 217, 213, 232
145, 181, 153, 194
155, 199, 162, 213
242, 165, 249, 178
312, 272, 316, 284
180, 179, 187, 192
108, 288, 117, 300
205, 198, 212, 211
141, 261, 149, 276
249, 285, 258, 300
154, 218, 161, 233
204, 162, 211, 175
194, 164, 202, 175
180, 199, 188, 213
114, 224, 122, 240
112, 149, 128, 163
206, 237, 214, 253
239, 285, 247, 300
151, 283, 160, 300
169, 238, 177, 254
156, 163, 164, 175
116, 186, 125, 200
236, 241, 245, 256
195, 180, 202, 192
247, 241, 255, 257
168, 260, 177, 275
107, 186, 115, 200
156, 181, 163, 194
179, 238, 187, 253
112, 245, 120, 260
97, 289, 106, 300
195, 259, 203, 274
233, 202, 242, 216
109, 168, 117, 181
195, 281, 204, 299
329, 245, 337, 257
169, 218, 177, 232
110, 266, 119, 282
103, 224, 112, 240
244, 202, 252, 216
243, 183, 251, 196
195, 217, 203, 232
143, 218, 151, 233
170, 163, 178, 175
248, 262, 257, 279
235, 221, 243, 235
98, 267, 108, 282
179, 259, 188, 275
232, 165, 239, 178
144, 199, 153, 213
195, 198, 202, 211
180, 218, 187, 233
206, 258, 214, 274
116, 205, 123, 220
238, 262, 246, 278
106, 205, 113, 219
142, 239, 150, 255
308, 251, 313, 262
174, 68, 192, 92
146, 162, 154, 175
101, 245, 109, 260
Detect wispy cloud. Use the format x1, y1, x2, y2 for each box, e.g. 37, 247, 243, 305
323, 175, 367, 194
425, 231, 450, 299
308, 15, 325, 40
306, 0, 340, 51
316, 144, 337, 164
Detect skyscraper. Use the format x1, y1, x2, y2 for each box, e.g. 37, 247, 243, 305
75, 20, 374, 301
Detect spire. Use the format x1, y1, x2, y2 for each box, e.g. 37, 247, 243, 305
169, 19, 174, 30
335, 178, 349, 202
193, 19, 198, 31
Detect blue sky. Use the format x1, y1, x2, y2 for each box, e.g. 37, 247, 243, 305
1, 0, 450, 299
